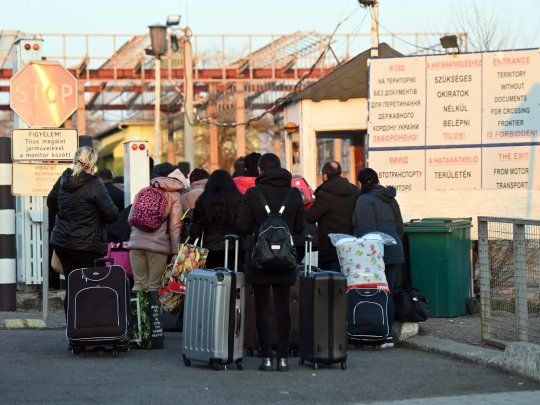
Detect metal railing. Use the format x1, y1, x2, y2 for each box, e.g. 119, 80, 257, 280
479, 216, 540, 348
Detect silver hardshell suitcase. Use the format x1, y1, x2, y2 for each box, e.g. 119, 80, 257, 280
182, 234, 245, 370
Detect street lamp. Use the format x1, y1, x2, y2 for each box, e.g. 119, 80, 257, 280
146, 24, 167, 162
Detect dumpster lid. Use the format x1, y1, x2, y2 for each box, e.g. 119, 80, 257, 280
404, 217, 472, 233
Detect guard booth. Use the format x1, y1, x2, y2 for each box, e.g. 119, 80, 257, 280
281, 44, 402, 187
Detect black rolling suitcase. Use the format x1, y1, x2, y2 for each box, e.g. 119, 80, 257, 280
67, 258, 130, 356
347, 287, 393, 346
299, 236, 348, 370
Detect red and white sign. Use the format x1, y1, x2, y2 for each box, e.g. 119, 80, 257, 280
10, 61, 77, 128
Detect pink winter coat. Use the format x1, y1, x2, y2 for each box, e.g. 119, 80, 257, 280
182, 178, 207, 211
127, 172, 186, 255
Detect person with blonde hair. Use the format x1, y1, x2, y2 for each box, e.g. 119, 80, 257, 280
47, 147, 119, 313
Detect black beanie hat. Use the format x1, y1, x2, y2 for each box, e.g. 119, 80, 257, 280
357, 168, 379, 188
189, 168, 210, 184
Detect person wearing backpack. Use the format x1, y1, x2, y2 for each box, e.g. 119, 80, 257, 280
237, 153, 305, 372
127, 164, 186, 292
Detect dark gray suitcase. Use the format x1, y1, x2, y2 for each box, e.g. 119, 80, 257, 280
299, 236, 348, 370
66, 258, 130, 355
182, 235, 245, 370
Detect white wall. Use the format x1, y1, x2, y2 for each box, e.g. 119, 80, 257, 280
294, 98, 368, 187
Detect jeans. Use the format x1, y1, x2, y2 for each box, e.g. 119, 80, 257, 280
54, 247, 100, 315
252, 284, 291, 358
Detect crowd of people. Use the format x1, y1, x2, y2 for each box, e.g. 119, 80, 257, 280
47, 146, 404, 371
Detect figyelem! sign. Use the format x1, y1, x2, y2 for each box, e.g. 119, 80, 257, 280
12, 129, 78, 161
368, 48, 540, 191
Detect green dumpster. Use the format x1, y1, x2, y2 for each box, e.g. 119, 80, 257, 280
404, 218, 472, 317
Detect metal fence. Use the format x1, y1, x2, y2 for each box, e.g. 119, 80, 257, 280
479, 216, 540, 348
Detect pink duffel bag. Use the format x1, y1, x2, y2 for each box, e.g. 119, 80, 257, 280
105, 242, 133, 278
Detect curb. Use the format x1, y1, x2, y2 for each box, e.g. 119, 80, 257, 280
1, 318, 64, 330
402, 335, 540, 383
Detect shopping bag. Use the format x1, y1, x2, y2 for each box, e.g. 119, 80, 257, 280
105, 242, 132, 278
129, 291, 164, 349
169, 238, 209, 294
159, 264, 184, 313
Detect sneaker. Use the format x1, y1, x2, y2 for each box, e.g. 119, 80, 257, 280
380, 337, 394, 349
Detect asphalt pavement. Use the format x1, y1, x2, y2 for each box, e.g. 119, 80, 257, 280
0, 330, 538, 404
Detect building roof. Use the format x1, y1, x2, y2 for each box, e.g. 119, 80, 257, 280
290, 43, 402, 103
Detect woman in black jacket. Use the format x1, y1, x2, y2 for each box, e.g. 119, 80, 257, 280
189, 170, 243, 269
47, 147, 119, 313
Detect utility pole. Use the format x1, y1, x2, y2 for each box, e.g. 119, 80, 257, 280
359, 0, 380, 58
370, 0, 380, 58
154, 56, 162, 162
183, 27, 195, 169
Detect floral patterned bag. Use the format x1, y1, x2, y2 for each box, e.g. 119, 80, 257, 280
331, 233, 396, 292
159, 264, 184, 312
168, 238, 209, 294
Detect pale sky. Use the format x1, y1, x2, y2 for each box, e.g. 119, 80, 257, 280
1, 0, 538, 46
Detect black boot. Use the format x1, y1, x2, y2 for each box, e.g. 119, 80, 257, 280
258, 357, 273, 371
276, 357, 289, 372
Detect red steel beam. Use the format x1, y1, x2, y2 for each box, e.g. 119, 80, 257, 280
0, 67, 334, 81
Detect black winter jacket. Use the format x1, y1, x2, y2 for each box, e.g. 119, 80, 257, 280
352, 185, 404, 265
189, 197, 242, 252
237, 168, 305, 286
104, 182, 125, 213
305, 176, 359, 263
48, 169, 119, 255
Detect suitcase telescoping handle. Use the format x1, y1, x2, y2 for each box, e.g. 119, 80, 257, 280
304, 234, 314, 276
224, 234, 240, 272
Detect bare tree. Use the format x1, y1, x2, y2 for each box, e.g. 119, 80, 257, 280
451, 0, 519, 52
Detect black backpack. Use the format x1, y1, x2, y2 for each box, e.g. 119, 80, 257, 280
394, 285, 429, 323
252, 189, 297, 274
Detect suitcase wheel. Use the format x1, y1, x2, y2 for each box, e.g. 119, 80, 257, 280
112, 350, 119, 357
341, 361, 347, 370
236, 359, 245, 370
182, 354, 191, 367
72, 346, 84, 355
210, 362, 225, 371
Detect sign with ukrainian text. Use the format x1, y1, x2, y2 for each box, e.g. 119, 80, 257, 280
368, 48, 539, 191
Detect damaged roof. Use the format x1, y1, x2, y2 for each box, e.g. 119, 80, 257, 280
291, 43, 402, 103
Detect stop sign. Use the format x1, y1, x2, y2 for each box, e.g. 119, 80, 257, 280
10, 61, 78, 128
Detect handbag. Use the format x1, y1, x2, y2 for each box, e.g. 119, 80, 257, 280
51, 250, 63, 275
168, 237, 209, 294
105, 242, 132, 278
394, 285, 429, 323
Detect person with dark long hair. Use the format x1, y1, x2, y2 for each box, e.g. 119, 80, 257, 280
189, 170, 243, 268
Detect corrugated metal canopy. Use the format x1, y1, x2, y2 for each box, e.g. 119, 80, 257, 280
290, 43, 402, 103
